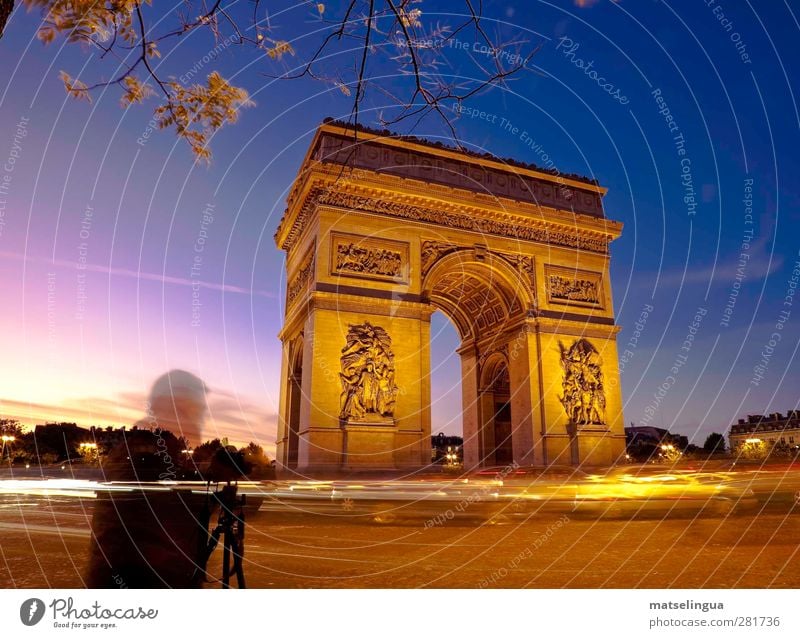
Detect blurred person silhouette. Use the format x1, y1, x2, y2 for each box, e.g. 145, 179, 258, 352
85, 370, 249, 588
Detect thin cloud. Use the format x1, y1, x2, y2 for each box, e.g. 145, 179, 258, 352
0, 396, 140, 426
630, 217, 782, 290
0, 391, 278, 453
656, 252, 782, 288
0, 251, 276, 298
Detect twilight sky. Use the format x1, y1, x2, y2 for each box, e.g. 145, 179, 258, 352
1, 1, 799, 454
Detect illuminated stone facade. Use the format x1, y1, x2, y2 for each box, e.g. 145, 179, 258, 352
729, 411, 800, 451
275, 121, 626, 472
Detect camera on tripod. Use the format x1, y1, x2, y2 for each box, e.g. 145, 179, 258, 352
194, 446, 252, 588
196, 482, 247, 588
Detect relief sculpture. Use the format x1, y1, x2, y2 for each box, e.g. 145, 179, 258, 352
549, 274, 600, 304
286, 253, 314, 305
559, 339, 606, 425
339, 322, 399, 421
336, 243, 403, 278
421, 240, 458, 275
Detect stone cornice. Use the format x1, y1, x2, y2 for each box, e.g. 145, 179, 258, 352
278, 290, 431, 340
531, 316, 622, 338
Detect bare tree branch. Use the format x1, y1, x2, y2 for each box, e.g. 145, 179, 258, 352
0, 0, 13, 39
20, 0, 538, 159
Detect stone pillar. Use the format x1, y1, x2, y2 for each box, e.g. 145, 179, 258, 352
477, 388, 495, 465
275, 340, 291, 470
536, 321, 626, 467
460, 345, 481, 470
575, 335, 626, 466
508, 325, 543, 467
292, 300, 432, 472
297, 311, 344, 470
286, 372, 302, 468
394, 313, 432, 468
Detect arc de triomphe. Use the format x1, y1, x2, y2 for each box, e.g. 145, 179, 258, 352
274, 120, 625, 472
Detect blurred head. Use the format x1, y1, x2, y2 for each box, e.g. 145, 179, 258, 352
147, 370, 209, 445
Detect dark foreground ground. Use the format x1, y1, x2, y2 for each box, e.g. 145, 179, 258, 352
1, 469, 799, 588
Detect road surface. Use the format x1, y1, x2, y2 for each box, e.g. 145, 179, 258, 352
1, 470, 799, 588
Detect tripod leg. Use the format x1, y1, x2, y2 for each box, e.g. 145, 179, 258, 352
222, 526, 231, 589
233, 506, 246, 588
193, 525, 222, 585
228, 536, 246, 589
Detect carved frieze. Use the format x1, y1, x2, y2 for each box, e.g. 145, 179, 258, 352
339, 322, 399, 421
286, 251, 314, 306
559, 339, 606, 426
330, 233, 409, 283
545, 265, 604, 309
287, 188, 610, 255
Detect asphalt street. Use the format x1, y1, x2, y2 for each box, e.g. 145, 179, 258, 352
1, 473, 799, 588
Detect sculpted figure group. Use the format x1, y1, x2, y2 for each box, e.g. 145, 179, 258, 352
560, 339, 606, 425
336, 243, 403, 278
339, 322, 399, 420
548, 274, 600, 304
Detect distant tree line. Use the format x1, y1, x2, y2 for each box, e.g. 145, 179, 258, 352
625, 430, 729, 463
0, 418, 274, 477
626, 428, 800, 463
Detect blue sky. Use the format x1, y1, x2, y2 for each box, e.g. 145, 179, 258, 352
1, 0, 798, 450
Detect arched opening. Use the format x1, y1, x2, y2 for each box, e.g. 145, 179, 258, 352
429, 311, 463, 464
286, 339, 303, 469
479, 356, 513, 465
422, 249, 533, 468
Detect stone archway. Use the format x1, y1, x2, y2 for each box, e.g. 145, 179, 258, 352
420, 248, 536, 469
283, 337, 304, 469
274, 121, 626, 472
478, 354, 513, 466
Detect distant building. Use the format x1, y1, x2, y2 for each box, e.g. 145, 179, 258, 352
728, 410, 800, 451
625, 426, 669, 447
